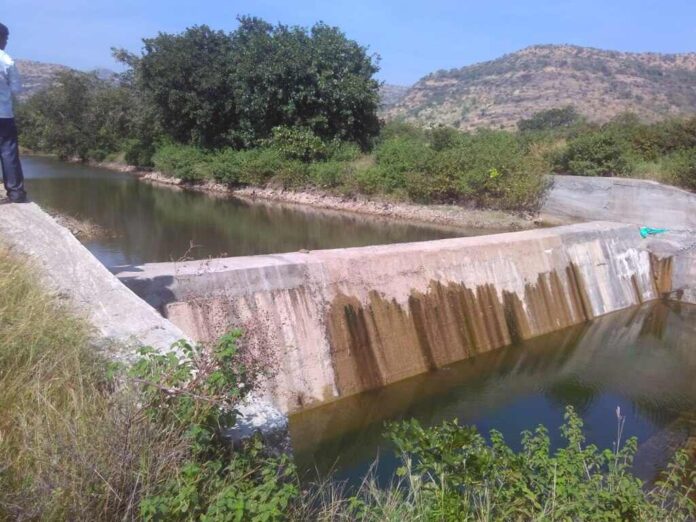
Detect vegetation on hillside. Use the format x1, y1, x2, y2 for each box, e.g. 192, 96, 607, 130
1, 249, 694, 520
387, 44, 696, 130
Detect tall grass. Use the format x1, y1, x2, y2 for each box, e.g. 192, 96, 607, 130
0, 248, 185, 520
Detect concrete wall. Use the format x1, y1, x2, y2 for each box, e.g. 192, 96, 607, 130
0, 202, 187, 355
541, 175, 696, 229
119, 221, 665, 414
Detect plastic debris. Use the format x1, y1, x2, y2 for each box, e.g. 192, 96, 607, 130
640, 226, 668, 239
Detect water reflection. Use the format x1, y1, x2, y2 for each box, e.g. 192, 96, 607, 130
23, 156, 467, 266
290, 302, 696, 485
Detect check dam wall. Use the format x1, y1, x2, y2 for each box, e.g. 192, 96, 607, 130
119, 221, 689, 414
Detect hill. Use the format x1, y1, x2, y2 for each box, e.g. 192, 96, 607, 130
386, 44, 696, 130
14, 60, 119, 100
15, 60, 71, 100
379, 83, 409, 109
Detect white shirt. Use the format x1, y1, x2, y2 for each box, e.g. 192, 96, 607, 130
0, 50, 22, 118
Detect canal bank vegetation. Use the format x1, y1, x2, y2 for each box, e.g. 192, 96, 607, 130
1, 248, 695, 521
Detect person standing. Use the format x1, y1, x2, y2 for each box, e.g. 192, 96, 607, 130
0, 22, 27, 203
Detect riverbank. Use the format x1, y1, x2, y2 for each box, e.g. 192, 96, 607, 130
89, 159, 541, 232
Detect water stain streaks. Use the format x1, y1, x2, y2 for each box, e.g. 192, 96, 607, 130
327, 266, 594, 397
650, 253, 673, 295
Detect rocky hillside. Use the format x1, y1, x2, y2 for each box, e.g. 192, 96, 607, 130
14, 60, 119, 100
15, 60, 71, 100
386, 45, 696, 130
379, 83, 409, 109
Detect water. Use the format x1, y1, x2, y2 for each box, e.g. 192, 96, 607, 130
23, 156, 466, 267
290, 301, 696, 486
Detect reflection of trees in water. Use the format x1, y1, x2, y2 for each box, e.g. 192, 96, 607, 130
27, 157, 457, 264
544, 378, 598, 416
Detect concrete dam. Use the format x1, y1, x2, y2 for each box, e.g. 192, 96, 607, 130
119, 220, 693, 414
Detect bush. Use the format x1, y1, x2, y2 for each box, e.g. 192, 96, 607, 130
429, 125, 464, 151
325, 140, 361, 162
374, 137, 435, 192
153, 144, 210, 181
555, 131, 631, 176
664, 147, 696, 190
268, 126, 328, 162
308, 160, 349, 188
124, 138, 156, 167
518, 106, 581, 132
430, 131, 547, 208
383, 406, 695, 521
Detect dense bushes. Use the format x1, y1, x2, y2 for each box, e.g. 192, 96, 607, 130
149, 124, 549, 210
549, 113, 696, 186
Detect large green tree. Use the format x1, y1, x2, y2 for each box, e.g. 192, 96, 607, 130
120, 17, 381, 149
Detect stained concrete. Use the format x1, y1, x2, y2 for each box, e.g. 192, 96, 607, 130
119, 221, 672, 414
541, 175, 696, 229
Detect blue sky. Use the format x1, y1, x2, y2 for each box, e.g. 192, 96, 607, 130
3, 0, 695, 85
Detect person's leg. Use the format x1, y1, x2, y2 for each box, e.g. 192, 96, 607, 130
0, 133, 27, 202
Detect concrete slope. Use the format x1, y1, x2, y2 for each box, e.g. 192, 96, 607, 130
119, 221, 668, 414
0, 202, 187, 354
541, 175, 696, 229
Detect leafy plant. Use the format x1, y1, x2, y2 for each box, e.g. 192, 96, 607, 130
384, 406, 695, 521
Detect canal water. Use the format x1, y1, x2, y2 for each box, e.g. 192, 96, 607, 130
23, 156, 464, 267
290, 301, 696, 486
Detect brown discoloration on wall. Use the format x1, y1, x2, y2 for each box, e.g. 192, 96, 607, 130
650, 253, 673, 295
327, 266, 595, 397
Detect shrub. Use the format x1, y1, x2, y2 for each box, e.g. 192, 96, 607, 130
428, 125, 464, 151
374, 137, 435, 192
383, 406, 695, 521
379, 120, 427, 142
429, 131, 547, 209
555, 131, 631, 176
153, 144, 210, 181
124, 138, 156, 167
518, 105, 581, 132
308, 160, 349, 188
268, 126, 328, 162
325, 140, 361, 162
664, 147, 696, 191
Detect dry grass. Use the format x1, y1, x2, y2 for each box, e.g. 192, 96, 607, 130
0, 248, 186, 521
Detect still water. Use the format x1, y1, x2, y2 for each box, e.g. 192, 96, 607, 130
23, 155, 464, 267
290, 301, 696, 486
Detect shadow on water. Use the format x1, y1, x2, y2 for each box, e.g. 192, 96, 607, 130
23, 156, 469, 266
289, 301, 696, 487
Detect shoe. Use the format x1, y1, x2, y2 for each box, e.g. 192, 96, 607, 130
8, 193, 28, 204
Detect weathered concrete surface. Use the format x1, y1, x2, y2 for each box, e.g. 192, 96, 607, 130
0, 201, 288, 442
118, 221, 668, 414
0, 202, 186, 354
541, 175, 696, 229
644, 229, 696, 305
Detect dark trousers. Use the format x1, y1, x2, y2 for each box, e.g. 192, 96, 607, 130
0, 118, 26, 201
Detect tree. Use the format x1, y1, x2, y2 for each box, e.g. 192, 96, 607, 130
518, 106, 581, 132
119, 17, 381, 150
124, 25, 238, 149
16, 71, 137, 160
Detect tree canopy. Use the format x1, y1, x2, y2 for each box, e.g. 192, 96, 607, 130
118, 17, 381, 149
